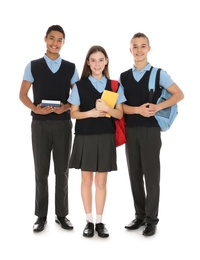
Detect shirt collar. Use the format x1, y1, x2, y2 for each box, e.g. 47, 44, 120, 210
132, 63, 152, 73
88, 75, 107, 85
44, 54, 61, 65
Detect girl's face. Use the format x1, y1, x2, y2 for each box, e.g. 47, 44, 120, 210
130, 37, 150, 63
87, 51, 108, 78
45, 30, 65, 56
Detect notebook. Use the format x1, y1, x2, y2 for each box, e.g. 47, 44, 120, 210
41, 100, 61, 107
101, 90, 119, 118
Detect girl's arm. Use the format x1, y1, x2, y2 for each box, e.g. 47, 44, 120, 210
70, 104, 107, 119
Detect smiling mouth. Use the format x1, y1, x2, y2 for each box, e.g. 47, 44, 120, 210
51, 46, 58, 50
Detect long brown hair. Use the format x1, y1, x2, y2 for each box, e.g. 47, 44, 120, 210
81, 45, 110, 80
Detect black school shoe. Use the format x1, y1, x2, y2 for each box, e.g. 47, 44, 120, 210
55, 216, 73, 230
83, 222, 94, 237
33, 217, 47, 232
95, 223, 109, 238
142, 223, 156, 236
125, 218, 145, 230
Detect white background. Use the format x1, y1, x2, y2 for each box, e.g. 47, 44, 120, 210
1, 0, 199, 259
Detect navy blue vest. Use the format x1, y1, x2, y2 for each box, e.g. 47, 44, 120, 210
74, 78, 116, 135
31, 58, 75, 120
120, 67, 161, 127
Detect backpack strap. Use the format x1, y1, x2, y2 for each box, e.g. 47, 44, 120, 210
148, 67, 158, 92
148, 67, 161, 102
111, 80, 119, 92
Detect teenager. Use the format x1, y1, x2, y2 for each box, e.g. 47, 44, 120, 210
68, 45, 126, 238
120, 32, 184, 236
19, 25, 79, 232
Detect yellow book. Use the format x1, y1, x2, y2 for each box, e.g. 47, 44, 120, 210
101, 90, 119, 118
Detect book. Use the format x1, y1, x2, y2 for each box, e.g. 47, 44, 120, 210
41, 100, 61, 107
101, 90, 119, 118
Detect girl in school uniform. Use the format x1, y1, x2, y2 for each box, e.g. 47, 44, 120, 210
68, 45, 126, 238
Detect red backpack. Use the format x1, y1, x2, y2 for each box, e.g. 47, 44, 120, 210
111, 80, 126, 147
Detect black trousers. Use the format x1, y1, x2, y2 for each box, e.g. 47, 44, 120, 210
125, 126, 161, 225
31, 119, 72, 218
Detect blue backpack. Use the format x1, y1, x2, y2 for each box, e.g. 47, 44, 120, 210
148, 67, 178, 132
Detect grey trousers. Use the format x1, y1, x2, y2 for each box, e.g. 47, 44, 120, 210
31, 119, 72, 217
125, 126, 161, 225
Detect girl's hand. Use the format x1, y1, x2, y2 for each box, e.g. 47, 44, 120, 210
90, 108, 107, 118
96, 99, 108, 112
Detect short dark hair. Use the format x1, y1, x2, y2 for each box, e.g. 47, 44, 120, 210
131, 32, 150, 45
45, 25, 65, 39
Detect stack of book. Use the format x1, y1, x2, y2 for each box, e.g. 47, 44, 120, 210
41, 100, 61, 107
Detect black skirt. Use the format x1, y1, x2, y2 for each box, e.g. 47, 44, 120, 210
69, 134, 117, 172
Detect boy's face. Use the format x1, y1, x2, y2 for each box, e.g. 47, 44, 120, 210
44, 30, 65, 55
130, 37, 150, 63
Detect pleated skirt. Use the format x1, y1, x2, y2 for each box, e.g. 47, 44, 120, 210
69, 134, 117, 172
